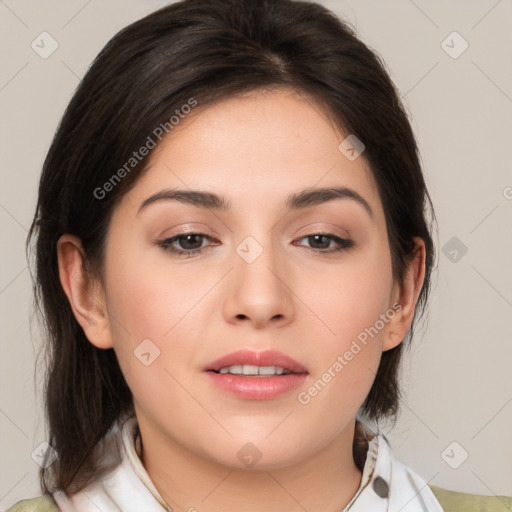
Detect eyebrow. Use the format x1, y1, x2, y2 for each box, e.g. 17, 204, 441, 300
137, 186, 373, 218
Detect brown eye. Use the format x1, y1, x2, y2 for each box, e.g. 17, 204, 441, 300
157, 233, 217, 257
295, 233, 354, 254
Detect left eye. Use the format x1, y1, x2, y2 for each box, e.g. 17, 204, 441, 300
157, 232, 354, 257
295, 233, 354, 253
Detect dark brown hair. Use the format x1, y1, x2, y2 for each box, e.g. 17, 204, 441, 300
27, 0, 437, 496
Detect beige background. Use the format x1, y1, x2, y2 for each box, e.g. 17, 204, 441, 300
1, 0, 511, 507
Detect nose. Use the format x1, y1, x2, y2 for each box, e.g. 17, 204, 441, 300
222, 244, 294, 330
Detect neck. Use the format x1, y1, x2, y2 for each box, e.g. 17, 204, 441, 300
135, 419, 369, 512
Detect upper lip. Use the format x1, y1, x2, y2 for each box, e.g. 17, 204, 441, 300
205, 349, 308, 374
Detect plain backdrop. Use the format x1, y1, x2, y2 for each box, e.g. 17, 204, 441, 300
1, 0, 511, 508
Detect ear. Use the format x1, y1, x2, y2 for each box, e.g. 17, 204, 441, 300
382, 237, 426, 351
56, 234, 113, 349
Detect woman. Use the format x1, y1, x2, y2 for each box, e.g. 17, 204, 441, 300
9, 0, 457, 510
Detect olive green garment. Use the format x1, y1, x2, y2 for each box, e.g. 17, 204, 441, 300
5, 486, 512, 512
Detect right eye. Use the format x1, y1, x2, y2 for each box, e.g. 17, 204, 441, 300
157, 233, 218, 257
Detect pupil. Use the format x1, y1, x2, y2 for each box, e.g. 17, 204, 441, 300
312, 235, 328, 248
181, 234, 201, 249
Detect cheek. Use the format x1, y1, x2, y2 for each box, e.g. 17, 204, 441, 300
302, 242, 394, 400
103, 246, 213, 387
103, 259, 197, 416
309, 246, 394, 342
105, 243, 198, 338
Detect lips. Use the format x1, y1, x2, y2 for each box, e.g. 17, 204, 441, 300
205, 349, 308, 374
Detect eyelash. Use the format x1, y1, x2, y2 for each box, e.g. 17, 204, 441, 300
156, 232, 354, 258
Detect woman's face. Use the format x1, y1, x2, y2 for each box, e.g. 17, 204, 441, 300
90, 88, 413, 469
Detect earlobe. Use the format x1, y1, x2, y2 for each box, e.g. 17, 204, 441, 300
56, 234, 113, 349
382, 237, 426, 351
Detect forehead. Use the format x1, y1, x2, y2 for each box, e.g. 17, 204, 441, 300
119, 88, 384, 223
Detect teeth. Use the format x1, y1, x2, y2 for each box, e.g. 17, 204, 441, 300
217, 365, 292, 376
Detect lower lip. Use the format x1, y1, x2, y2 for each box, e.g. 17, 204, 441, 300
205, 371, 308, 400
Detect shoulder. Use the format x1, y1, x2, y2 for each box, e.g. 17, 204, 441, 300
4, 495, 60, 512
375, 435, 512, 512
428, 484, 512, 512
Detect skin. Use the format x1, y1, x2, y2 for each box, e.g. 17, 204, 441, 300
57, 87, 425, 512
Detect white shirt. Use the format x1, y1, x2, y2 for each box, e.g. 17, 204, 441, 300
52, 415, 444, 512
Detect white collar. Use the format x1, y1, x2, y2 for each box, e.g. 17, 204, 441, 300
52, 415, 443, 512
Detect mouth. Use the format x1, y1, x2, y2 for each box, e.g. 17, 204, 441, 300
210, 365, 295, 376
205, 349, 308, 375
204, 349, 308, 400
